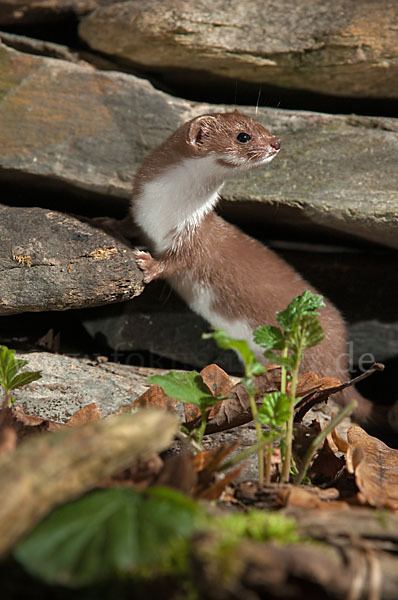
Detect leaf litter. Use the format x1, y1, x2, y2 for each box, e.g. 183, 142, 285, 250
1, 359, 396, 512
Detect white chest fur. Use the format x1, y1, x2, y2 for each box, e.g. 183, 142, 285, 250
133, 154, 230, 253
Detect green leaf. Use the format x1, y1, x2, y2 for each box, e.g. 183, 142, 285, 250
203, 329, 265, 378
277, 290, 324, 332
300, 313, 325, 350
264, 351, 295, 371
257, 392, 291, 428
0, 346, 41, 399
253, 326, 285, 350
149, 371, 217, 409
8, 370, 42, 391
0, 346, 16, 390
14, 487, 199, 587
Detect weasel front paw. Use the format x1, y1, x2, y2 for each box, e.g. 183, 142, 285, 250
133, 250, 163, 283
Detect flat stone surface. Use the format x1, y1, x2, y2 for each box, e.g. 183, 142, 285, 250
79, 0, 398, 99
12, 352, 160, 422
1, 42, 397, 249
0, 205, 143, 315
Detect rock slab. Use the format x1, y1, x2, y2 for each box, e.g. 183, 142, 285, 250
0, 205, 143, 315
79, 0, 398, 99
1, 42, 397, 249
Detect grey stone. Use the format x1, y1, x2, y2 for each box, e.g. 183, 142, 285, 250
79, 0, 398, 99
0, 205, 143, 315
0, 41, 397, 249
12, 352, 161, 423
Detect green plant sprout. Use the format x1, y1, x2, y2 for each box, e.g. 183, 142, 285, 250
256, 391, 291, 483
0, 345, 42, 409
149, 291, 355, 486
149, 370, 220, 444
253, 290, 325, 482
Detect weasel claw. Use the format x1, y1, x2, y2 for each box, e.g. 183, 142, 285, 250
133, 249, 161, 283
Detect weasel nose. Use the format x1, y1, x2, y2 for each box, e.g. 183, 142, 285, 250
270, 139, 281, 151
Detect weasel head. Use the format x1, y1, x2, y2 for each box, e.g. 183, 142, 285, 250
186, 110, 281, 171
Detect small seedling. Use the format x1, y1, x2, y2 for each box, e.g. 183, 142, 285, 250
149, 370, 220, 444
150, 291, 355, 486
254, 290, 325, 481
0, 345, 42, 409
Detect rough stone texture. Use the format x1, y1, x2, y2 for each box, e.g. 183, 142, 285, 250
79, 0, 398, 99
12, 352, 162, 422
0, 0, 119, 25
0, 42, 397, 249
0, 205, 143, 315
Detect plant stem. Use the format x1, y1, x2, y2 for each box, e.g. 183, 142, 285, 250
247, 388, 264, 486
2, 390, 11, 410
294, 400, 356, 486
280, 347, 288, 394
281, 343, 303, 483
197, 407, 209, 444
175, 429, 203, 454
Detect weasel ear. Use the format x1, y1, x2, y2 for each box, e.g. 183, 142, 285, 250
187, 115, 217, 148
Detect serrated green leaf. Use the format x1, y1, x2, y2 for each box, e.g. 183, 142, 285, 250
253, 326, 285, 350
14, 487, 198, 587
149, 371, 217, 409
277, 290, 324, 331
257, 392, 291, 428
8, 370, 42, 391
300, 313, 325, 350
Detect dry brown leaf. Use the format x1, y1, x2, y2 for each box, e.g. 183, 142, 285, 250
11, 405, 61, 434
183, 401, 201, 424
132, 384, 178, 412
12, 405, 46, 427
200, 363, 236, 397
346, 425, 398, 511
202, 369, 342, 436
309, 437, 345, 483
330, 426, 349, 453
292, 421, 322, 471
155, 453, 197, 495
280, 486, 348, 509
293, 371, 341, 396
192, 441, 241, 496
192, 440, 240, 475
65, 403, 102, 426
196, 465, 245, 500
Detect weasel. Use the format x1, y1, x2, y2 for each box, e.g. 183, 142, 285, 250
131, 110, 373, 423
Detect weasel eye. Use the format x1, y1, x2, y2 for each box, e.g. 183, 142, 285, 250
236, 132, 252, 143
